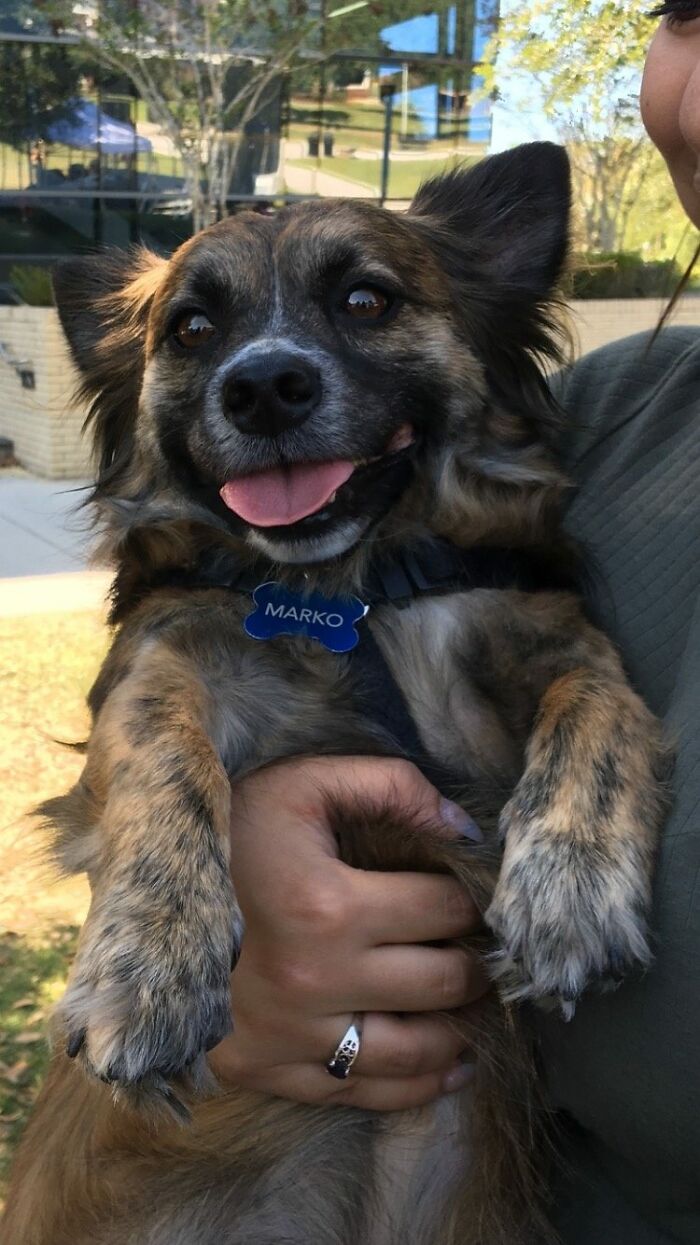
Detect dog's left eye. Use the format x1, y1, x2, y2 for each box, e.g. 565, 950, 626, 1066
173, 311, 216, 349
341, 287, 391, 320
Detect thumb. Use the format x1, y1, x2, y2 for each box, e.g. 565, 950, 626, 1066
321, 757, 483, 845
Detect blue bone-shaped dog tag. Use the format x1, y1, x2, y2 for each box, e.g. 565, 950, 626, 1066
244, 581, 369, 653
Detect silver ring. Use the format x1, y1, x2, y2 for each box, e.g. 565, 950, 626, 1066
326, 1016, 363, 1080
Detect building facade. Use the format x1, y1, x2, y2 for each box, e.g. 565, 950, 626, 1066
0, 0, 499, 278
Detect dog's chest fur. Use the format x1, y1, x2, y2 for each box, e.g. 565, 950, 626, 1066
151, 586, 529, 802
369, 598, 523, 787
369, 1095, 471, 1245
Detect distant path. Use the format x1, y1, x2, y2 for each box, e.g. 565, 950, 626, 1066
283, 162, 378, 199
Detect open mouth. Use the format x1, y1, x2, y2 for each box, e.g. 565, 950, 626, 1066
218, 424, 416, 532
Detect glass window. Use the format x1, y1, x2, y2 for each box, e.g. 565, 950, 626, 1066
0, 0, 498, 274
284, 2, 498, 205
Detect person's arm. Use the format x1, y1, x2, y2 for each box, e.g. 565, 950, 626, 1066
209, 756, 488, 1110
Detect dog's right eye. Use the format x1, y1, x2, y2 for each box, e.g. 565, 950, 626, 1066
341, 287, 391, 320
173, 311, 216, 349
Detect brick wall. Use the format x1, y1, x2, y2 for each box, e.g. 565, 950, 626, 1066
0, 305, 90, 478
2, 299, 700, 479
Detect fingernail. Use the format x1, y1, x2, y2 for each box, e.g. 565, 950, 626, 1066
443, 1061, 477, 1093
439, 798, 484, 844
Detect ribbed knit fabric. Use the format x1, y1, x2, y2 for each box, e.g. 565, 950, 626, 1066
536, 328, 700, 1244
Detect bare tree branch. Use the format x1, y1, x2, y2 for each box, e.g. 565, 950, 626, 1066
69, 0, 319, 231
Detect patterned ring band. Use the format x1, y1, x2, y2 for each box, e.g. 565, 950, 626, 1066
325, 1016, 363, 1080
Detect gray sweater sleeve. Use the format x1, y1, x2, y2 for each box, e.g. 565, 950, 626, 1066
536, 327, 700, 1245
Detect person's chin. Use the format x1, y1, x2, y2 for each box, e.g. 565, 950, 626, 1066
682, 181, 700, 231
664, 152, 700, 231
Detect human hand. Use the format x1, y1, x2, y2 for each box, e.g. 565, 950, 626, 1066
208, 757, 489, 1110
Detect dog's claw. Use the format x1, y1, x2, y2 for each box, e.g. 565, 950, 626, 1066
486, 821, 652, 1008
57, 922, 235, 1088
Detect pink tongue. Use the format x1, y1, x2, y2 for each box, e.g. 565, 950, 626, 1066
220, 461, 355, 527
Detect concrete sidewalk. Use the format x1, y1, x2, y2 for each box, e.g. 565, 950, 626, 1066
0, 471, 111, 615
0, 472, 93, 576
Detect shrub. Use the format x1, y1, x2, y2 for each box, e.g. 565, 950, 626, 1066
570, 252, 683, 300
8, 265, 54, 307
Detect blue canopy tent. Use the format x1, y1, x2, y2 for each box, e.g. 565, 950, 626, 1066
47, 100, 152, 154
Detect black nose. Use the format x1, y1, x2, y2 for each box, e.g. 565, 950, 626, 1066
222, 349, 322, 436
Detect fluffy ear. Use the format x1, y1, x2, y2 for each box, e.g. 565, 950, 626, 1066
408, 143, 571, 446
53, 249, 167, 485
408, 142, 570, 303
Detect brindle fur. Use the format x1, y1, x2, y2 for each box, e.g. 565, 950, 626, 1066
2, 144, 666, 1244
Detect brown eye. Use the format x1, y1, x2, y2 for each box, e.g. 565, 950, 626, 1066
343, 286, 390, 320
174, 311, 216, 348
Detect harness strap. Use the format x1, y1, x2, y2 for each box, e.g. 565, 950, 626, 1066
350, 625, 457, 791
127, 538, 575, 609
364, 539, 576, 606
110, 537, 577, 793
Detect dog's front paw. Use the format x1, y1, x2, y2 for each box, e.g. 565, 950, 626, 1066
485, 815, 652, 1016
56, 898, 239, 1090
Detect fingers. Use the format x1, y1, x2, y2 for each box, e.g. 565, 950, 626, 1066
344, 945, 489, 1014
209, 1009, 477, 1111
352, 1012, 468, 1078
228, 1011, 468, 1078
242, 1064, 476, 1112
315, 756, 474, 837
326, 1058, 476, 1110
232, 756, 481, 870
230, 756, 484, 938
247, 866, 481, 952
250, 940, 488, 1017
220, 756, 488, 1113
356, 871, 482, 944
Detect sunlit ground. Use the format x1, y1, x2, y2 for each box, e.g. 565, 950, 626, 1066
287, 153, 469, 198
0, 610, 107, 1201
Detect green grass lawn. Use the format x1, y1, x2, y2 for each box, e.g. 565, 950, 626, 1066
0, 926, 79, 1195
289, 98, 425, 149
0, 608, 106, 1203
288, 97, 473, 153
288, 152, 473, 199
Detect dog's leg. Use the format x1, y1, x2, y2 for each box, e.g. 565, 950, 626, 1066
486, 665, 667, 1013
54, 641, 238, 1096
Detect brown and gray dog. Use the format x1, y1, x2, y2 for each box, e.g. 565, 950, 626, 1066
2, 143, 666, 1245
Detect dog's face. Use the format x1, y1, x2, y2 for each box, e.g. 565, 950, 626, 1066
140, 201, 463, 563
55, 143, 570, 566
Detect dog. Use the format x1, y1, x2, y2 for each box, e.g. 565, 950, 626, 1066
1, 143, 666, 1245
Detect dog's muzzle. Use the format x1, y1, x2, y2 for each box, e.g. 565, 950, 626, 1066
221, 348, 322, 438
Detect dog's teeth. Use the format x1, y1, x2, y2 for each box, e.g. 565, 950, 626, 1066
328, 491, 337, 503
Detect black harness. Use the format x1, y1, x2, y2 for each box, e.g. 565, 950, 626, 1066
166, 538, 572, 606
114, 538, 576, 792
352, 539, 575, 788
